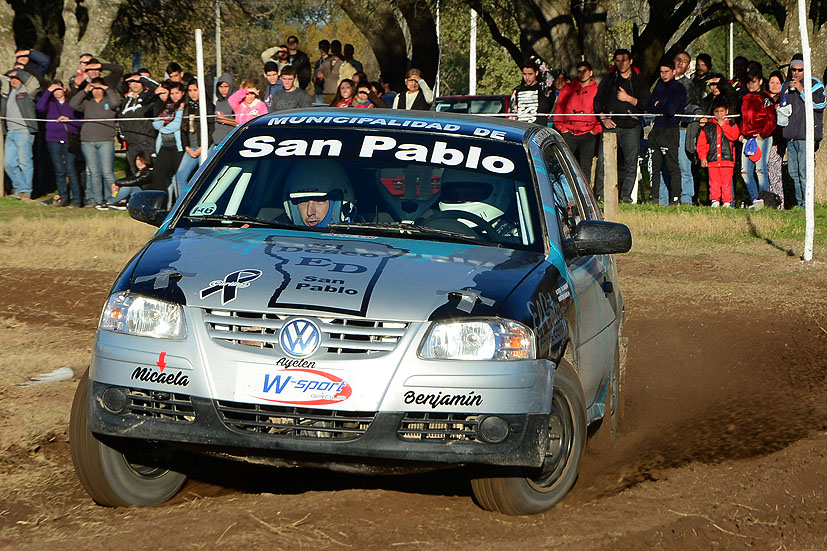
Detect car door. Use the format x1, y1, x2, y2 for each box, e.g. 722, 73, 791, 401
541, 142, 616, 406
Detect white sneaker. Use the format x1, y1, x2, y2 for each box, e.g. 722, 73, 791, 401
750, 198, 765, 210
722, 202, 733, 208
711, 200, 720, 208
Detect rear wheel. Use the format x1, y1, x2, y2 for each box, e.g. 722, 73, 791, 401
69, 369, 187, 507
470, 361, 587, 515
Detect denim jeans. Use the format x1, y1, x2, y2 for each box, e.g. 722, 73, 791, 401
660, 128, 694, 205
787, 139, 807, 207
4, 129, 35, 194
741, 136, 772, 201
81, 140, 116, 204
46, 141, 81, 204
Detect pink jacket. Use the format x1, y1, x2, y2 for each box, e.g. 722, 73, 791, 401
228, 88, 269, 124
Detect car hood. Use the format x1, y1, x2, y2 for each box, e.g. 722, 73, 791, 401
129, 228, 545, 321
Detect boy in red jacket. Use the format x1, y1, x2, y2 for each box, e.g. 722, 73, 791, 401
697, 99, 741, 207
739, 70, 776, 206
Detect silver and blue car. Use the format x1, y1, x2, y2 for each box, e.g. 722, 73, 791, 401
70, 109, 631, 515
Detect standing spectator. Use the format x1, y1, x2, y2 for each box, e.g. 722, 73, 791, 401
36, 80, 82, 207
151, 81, 185, 199
766, 70, 786, 207
696, 98, 740, 207
13, 49, 51, 89
213, 73, 237, 145
2, 68, 39, 200
553, 61, 601, 187
739, 69, 776, 207
313, 40, 330, 104
69, 58, 123, 99
331, 41, 357, 84
779, 55, 826, 209
119, 72, 159, 177
646, 59, 687, 205
70, 77, 122, 209
593, 49, 649, 203
330, 79, 355, 107
510, 61, 552, 125
286, 36, 312, 90
176, 79, 215, 195
393, 68, 434, 111
343, 44, 363, 74
262, 45, 291, 71
262, 61, 283, 107
228, 80, 268, 124
730, 56, 749, 96
269, 66, 313, 111
687, 54, 712, 119
667, 51, 696, 205
700, 73, 739, 115
318, 41, 346, 104
379, 74, 397, 107
165, 62, 190, 83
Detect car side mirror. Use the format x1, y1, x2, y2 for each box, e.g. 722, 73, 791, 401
562, 220, 632, 259
127, 191, 169, 227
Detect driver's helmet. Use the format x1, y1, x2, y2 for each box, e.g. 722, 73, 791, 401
438, 169, 513, 223
284, 159, 355, 226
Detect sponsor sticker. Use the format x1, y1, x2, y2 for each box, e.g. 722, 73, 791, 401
236, 366, 352, 406
403, 390, 483, 409
189, 202, 217, 216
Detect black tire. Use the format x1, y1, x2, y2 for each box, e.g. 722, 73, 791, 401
470, 361, 587, 515
69, 368, 187, 507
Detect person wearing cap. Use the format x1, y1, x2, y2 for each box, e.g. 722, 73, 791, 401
2, 68, 40, 200
739, 68, 776, 207
119, 72, 159, 177
779, 55, 826, 209
228, 80, 268, 125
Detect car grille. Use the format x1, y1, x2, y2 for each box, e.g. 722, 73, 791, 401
216, 400, 375, 439
398, 413, 480, 442
127, 389, 195, 422
203, 309, 408, 356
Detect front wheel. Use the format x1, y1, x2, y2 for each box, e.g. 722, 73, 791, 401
470, 361, 587, 515
69, 369, 187, 507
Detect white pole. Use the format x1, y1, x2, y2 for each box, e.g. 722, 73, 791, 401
798, 0, 815, 261
469, 10, 477, 95
728, 23, 734, 80
196, 29, 209, 166
434, 0, 440, 97
215, 1, 222, 76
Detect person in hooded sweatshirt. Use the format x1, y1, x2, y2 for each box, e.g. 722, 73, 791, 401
213, 73, 237, 146
175, 78, 215, 195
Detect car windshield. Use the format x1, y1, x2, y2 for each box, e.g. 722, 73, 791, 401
176, 126, 542, 251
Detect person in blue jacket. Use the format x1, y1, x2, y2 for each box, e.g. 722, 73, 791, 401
646, 59, 687, 205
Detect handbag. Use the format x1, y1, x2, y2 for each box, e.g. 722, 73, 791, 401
67, 131, 82, 156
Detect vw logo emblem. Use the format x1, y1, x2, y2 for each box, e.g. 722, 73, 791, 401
279, 318, 322, 358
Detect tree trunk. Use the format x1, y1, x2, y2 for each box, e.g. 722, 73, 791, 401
58, 0, 122, 80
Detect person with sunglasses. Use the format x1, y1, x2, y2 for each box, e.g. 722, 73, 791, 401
779, 55, 826, 209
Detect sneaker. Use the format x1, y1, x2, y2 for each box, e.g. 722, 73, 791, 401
109, 200, 128, 211
750, 198, 764, 210
711, 200, 720, 208
9, 192, 31, 201
722, 202, 733, 208
94, 202, 110, 211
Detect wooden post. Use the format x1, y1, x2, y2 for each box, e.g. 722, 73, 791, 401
603, 131, 618, 220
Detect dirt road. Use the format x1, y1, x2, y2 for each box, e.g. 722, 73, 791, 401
0, 246, 825, 550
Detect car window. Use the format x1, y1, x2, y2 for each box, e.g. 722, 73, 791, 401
543, 145, 585, 239
178, 127, 543, 251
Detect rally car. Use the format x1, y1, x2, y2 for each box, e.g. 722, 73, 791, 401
70, 108, 631, 515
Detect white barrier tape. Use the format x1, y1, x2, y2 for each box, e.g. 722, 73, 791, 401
0, 114, 229, 123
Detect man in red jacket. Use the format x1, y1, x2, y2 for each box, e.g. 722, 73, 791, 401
553, 61, 602, 193
739, 69, 776, 207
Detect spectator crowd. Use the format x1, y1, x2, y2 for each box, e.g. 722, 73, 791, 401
512, 50, 826, 209
1, 37, 824, 211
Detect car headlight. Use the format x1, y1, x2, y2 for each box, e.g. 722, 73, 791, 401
99, 292, 186, 339
419, 319, 535, 361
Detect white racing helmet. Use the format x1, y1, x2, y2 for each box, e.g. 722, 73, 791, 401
438, 169, 514, 223
284, 159, 355, 226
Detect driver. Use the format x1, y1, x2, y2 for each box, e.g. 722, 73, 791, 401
437, 170, 518, 237
284, 160, 355, 228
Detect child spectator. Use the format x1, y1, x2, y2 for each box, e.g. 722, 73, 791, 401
696, 99, 740, 207
228, 80, 268, 124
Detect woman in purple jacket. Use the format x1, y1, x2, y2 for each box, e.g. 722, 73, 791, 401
36, 80, 82, 207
